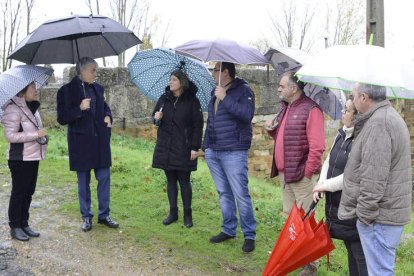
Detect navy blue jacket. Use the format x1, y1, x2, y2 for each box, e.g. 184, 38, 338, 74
57, 76, 112, 171
202, 77, 254, 151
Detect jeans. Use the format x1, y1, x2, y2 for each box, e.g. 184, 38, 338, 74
77, 167, 111, 219
357, 221, 403, 276
343, 240, 368, 276
205, 149, 256, 240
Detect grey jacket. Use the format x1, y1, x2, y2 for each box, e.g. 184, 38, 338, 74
338, 100, 412, 225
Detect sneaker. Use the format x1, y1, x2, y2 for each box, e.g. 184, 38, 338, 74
209, 232, 235, 243
242, 239, 255, 253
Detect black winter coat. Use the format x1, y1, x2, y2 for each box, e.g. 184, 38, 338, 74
57, 76, 112, 171
325, 128, 359, 241
152, 84, 203, 171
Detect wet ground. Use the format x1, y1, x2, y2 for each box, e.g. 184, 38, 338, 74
0, 177, 205, 275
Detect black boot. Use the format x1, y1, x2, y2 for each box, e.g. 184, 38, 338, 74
163, 207, 178, 225
183, 208, 193, 228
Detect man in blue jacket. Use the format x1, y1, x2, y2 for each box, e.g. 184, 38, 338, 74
203, 62, 256, 253
57, 57, 119, 232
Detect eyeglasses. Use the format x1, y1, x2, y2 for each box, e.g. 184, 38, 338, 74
212, 69, 220, 72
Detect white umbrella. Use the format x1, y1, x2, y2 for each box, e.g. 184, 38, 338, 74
296, 44, 414, 99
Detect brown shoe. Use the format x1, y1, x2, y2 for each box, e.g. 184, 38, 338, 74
297, 264, 317, 276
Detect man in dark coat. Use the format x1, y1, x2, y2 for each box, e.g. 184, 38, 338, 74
57, 57, 118, 232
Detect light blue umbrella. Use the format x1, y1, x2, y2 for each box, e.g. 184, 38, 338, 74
127, 48, 215, 110
0, 65, 53, 116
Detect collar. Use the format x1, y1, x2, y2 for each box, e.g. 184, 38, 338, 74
342, 125, 354, 139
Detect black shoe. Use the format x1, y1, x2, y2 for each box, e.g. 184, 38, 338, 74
242, 239, 255, 253
81, 217, 92, 232
162, 214, 178, 225
98, 216, 119, 228
209, 232, 235, 243
183, 209, 193, 228
10, 228, 30, 241
22, 226, 40, 237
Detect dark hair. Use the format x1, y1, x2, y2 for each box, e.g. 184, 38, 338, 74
17, 81, 35, 97
170, 69, 190, 92
283, 70, 305, 91
220, 62, 236, 79
357, 83, 386, 102
76, 57, 98, 75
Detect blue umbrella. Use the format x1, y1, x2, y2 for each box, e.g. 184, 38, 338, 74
0, 65, 53, 117
127, 48, 215, 110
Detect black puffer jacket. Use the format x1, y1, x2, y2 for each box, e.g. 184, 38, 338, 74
152, 83, 203, 171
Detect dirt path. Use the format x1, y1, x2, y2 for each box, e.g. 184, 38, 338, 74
0, 175, 207, 276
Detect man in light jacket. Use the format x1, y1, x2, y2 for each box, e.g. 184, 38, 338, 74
338, 83, 412, 276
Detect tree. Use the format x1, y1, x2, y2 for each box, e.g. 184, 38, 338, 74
268, 0, 317, 51
325, 0, 365, 47
1, 0, 23, 71
86, 0, 166, 66
24, 0, 35, 35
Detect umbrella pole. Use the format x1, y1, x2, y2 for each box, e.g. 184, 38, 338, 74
218, 63, 222, 86
75, 39, 80, 64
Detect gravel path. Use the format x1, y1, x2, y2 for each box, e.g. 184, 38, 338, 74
0, 176, 206, 275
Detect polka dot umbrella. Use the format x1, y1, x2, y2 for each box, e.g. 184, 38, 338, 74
127, 48, 215, 110
0, 65, 53, 118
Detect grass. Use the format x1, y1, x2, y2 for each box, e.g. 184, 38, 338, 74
1, 128, 413, 275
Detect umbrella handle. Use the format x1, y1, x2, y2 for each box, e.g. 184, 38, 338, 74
303, 194, 320, 220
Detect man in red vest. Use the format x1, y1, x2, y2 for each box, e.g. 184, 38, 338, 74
265, 70, 325, 276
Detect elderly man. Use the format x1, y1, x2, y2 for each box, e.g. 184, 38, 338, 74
339, 83, 412, 275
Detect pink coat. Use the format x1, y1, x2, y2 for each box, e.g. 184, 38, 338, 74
1, 96, 47, 161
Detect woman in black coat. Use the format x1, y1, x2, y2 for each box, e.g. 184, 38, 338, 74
313, 96, 368, 276
152, 69, 203, 228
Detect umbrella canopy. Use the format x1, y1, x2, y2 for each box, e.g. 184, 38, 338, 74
265, 47, 312, 75
175, 39, 269, 65
296, 44, 414, 99
127, 48, 216, 110
8, 14, 142, 64
266, 46, 343, 120
0, 65, 53, 116
262, 203, 335, 276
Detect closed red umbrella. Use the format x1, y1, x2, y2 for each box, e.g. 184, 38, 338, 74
262, 202, 335, 276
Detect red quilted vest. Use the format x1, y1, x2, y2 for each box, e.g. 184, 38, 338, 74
270, 94, 321, 183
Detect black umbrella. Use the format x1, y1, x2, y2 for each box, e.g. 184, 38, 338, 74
8, 14, 142, 64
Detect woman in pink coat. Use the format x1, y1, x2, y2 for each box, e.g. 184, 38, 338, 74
1, 82, 48, 241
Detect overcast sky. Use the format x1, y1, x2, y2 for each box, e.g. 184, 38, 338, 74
29, 0, 414, 75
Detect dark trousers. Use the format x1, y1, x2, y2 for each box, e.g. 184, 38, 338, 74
164, 170, 192, 210
8, 160, 39, 228
76, 167, 111, 219
343, 240, 368, 276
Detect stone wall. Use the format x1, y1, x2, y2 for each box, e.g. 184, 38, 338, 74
38, 66, 340, 179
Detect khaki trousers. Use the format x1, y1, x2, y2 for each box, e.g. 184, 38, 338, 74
279, 172, 319, 217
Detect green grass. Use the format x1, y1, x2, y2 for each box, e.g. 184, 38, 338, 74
1, 128, 413, 275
